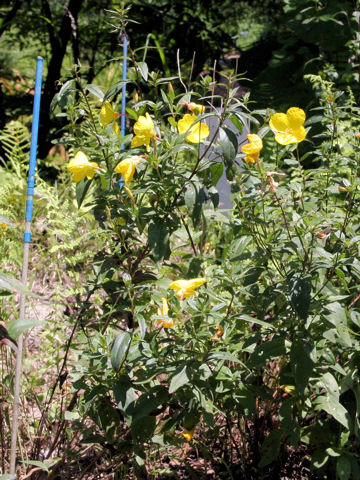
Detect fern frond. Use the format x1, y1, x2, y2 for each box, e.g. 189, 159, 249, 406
0, 121, 31, 177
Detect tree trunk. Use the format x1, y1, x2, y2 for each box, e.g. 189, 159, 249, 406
38, 0, 83, 159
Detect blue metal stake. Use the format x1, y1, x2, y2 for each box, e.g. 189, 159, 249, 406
121, 34, 128, 147
119, 34, 128, 188
10, 56, 43, 477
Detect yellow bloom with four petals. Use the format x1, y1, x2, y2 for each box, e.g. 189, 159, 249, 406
157, 297, 174, 328
177, 114, 209, 143
100, 101, 121, 135
269, 107, 306, 145
241, 134, 263, 163
169, 278, 206, 300
131, 112, 156, 152
67, 151, 100, 183
114, 155, 143, 183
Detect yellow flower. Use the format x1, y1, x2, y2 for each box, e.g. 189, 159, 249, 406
67, 151, 100, 183
0, 223, 6, 235
269, 107, 306, 145
157, 297, 174, 328
177, 114, 209, 143
131, 113, 156, 152
169, 278, 206, 300
100, 101, 121, 135
114, 156, 143, 183
241, 134, 263, 163
181, 428, 195, 442
187, 102, 205, 114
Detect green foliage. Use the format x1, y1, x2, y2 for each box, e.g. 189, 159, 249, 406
40, 37, 360, 477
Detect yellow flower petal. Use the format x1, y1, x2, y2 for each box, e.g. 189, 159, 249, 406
286, 107, 306, 129
187, 102, 205, 114
158, 297, 169, 316
169, 278, 206, 299
177, 114, 209, 143
269, 113, 289, 132
114, 156, 142, 183
112, 120, 120, 136
157, 298, 173, 328
274, 126, 306, 146
100, 101, 120, 126
67, 151, 100, 183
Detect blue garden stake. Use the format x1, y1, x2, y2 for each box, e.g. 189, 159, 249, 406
121, 34, 128, 146
119, 34, 128, 188
9, 56, 43, 477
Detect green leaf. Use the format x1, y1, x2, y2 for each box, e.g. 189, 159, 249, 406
311, 448, 329, 469
131, 387, 168, 422
76, 178, 92, 208
290, 275, 312, 319
290, 338, 315, 394
64, 411, 80, 420
169, 365, 189, 393
315, 395, 352, 430
210, 162, 223, 186
208, 351, 246, 366
0, 271, 32, 295
137, 61, 149, 81
218, 127, 238, 164
336, 455, 352, 480
111, 332, 131, 371
8, 317, 42, 339
326, 303, 352, 347
131, 416, 156, 442
247, 336, 286, 368
22, 460, 52, 473
113, 375, 136, 421
51, 79, 75, 109
148, 219, 171, 262
85, 84, 104, 100
104, 81, 127, 101
259, 429, 284, 467
321, 372, 340, 399
184, 182, 205, 227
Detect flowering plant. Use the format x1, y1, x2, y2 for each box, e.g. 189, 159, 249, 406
54, 54, 360, 478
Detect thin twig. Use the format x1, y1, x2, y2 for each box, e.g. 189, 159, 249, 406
177, 207, 197, 255
188, 51, 196, 88
177, 49, 187, 93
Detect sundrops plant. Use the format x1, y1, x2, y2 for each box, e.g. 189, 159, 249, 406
40, 40, 360, 479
